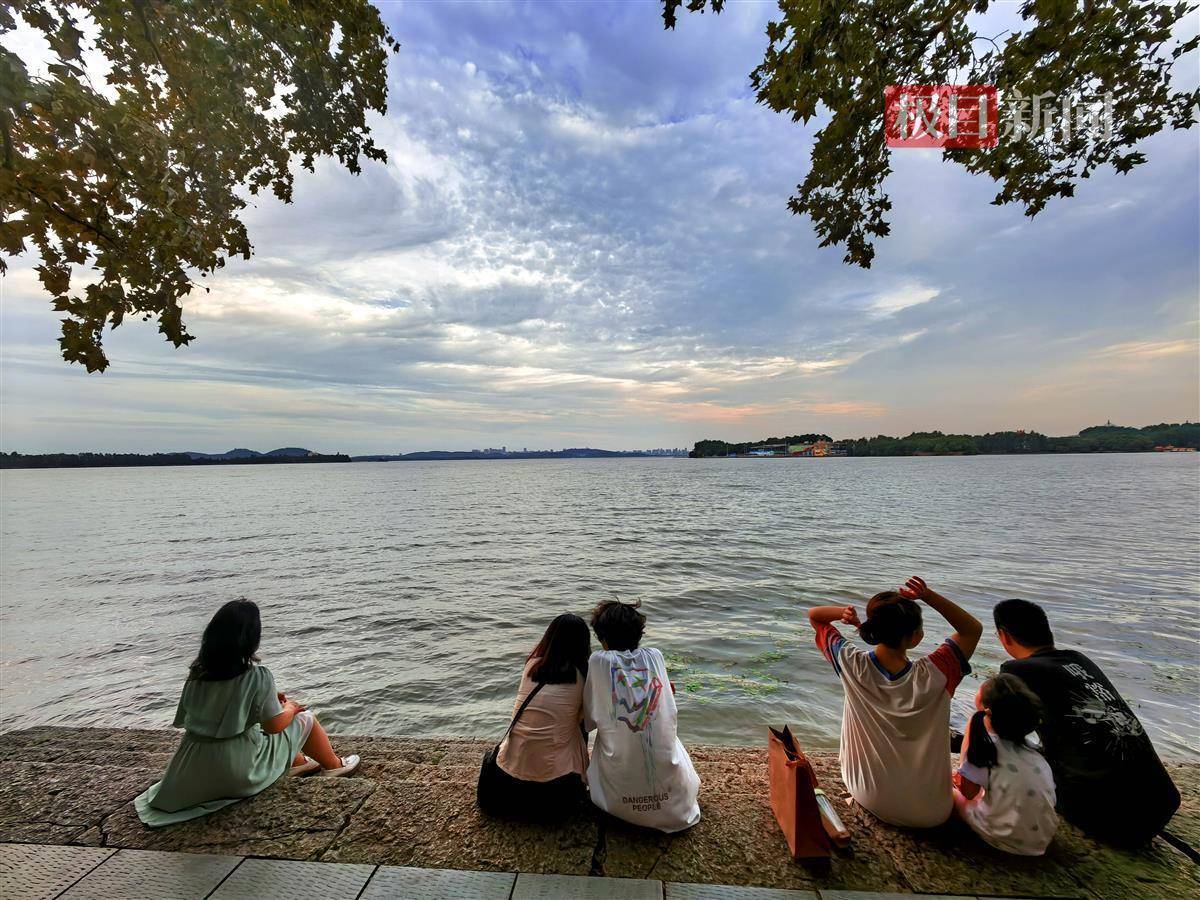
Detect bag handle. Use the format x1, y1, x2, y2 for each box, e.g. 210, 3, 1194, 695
501, 681, 545, 742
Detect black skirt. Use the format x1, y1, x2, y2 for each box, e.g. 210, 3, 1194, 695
477, 753, 587, 821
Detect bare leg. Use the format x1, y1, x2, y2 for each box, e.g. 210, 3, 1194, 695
952, 787, 971, 820
302, 716, 343, 770
292, 752, 307, 766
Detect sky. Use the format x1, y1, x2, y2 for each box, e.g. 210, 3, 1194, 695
1, 1, 1197, 455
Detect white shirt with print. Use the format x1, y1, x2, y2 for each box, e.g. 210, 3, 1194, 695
583, 647, 701, 833
959, 731, 1058, 855
815, 622, 970, 827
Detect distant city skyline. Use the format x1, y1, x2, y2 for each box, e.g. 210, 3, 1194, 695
1, 2, 1197, 456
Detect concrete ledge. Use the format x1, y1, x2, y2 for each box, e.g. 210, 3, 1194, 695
0, 728, 1196, 899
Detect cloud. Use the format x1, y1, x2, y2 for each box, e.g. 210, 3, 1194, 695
0, 1, 1196, 452
870, 285, 940, 317
1093, 339, 1196, 364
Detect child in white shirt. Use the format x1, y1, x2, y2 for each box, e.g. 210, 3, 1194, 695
954, 673, 1058, 855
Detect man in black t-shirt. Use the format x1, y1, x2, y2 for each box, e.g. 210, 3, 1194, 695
993, 598, 1180, 845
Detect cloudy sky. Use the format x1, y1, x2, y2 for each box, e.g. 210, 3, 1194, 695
2, 1, 1197, 454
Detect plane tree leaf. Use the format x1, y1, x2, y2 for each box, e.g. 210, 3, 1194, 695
0, 0, 399, 371
664, 0, 1198, 267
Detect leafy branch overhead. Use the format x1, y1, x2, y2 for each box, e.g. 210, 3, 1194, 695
0, 0, 398, 371
664, 0, 1199, 267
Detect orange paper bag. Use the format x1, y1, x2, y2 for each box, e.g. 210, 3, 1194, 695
767, 725, 832, 862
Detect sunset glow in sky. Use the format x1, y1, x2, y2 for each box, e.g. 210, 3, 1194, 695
2, 2, 1197, 454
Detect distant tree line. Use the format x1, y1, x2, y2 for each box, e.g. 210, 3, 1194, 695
0, 452, 351, 470
690, 424, 1199, 458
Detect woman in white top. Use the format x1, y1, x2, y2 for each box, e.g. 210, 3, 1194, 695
808, 576, 982, 828
490, 613, 590, 819
583, 599, 701, 833
954, 673, 1058, 855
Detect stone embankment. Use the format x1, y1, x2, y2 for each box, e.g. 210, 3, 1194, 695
0, 728, 1196, 898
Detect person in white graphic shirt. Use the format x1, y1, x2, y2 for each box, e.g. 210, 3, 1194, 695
582, 599, 701, 833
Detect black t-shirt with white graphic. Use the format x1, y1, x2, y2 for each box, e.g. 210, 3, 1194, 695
1001, 647, 1179, 843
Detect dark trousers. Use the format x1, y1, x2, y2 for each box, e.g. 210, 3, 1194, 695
480, 768, 587, 822
1060, 775, 1181, 846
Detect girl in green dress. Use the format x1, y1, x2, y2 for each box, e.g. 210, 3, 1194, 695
135, 599, 360, 827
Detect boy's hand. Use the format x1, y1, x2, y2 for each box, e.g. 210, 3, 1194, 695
840, 606, 861, 628
900, 576, 933, 601
283, 699, 307, 715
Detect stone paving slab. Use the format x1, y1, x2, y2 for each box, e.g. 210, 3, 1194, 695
0, 843, 115, 900
1165, 763, 1200, 850
0, 761, 150, 845
666, 882, 819, 898
58, 847, 241, 899
321, 777, 599, 874
99, 773, 375, 860
209, 857, 376, 899
1, 728, 1196, 899
513, 872, 664, 899
359, 864, 516, 899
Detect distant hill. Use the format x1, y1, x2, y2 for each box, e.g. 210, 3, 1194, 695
352, 447, 686, 462
182, 447, 313, 460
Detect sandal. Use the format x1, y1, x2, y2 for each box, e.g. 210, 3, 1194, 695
321, 754, 361, 777
290, 756, 320, 777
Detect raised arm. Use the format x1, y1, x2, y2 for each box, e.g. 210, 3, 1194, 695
808, 604, 859, 675
808, 605, 861, 629
900, 577, 982, 659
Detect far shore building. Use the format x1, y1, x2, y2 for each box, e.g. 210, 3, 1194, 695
741, 440, 849, 458
787, 440, 848, 457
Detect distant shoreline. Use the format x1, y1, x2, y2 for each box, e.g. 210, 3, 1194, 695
1, 448, 1195, 472
0, 452, 353, 470
0, 448, 686, 470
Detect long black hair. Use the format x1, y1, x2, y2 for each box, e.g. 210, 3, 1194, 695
188, 599, 262, 681
859, 591, 923, 649
966, 673, 1045, 768
526, 613, 590, 684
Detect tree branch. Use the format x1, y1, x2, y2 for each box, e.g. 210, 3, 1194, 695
132, 0, 194, 113
24, 183, 121, 249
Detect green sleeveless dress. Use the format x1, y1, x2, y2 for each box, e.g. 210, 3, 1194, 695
134, 664, 308, 827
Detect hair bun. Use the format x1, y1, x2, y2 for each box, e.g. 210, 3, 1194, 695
859, 620, 881, 644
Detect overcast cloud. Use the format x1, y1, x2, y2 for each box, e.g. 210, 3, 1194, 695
1, 1, 1197, 454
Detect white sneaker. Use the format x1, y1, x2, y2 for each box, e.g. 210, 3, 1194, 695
321, 754, 361, 777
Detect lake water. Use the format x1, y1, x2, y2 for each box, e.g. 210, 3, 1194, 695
1, 454, 1197, 758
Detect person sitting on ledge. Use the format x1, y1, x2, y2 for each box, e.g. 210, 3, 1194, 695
134, 599, 359, 827
489, 613, 591, 818
808, 576, 982, 828
993, 598, 1180, 845
583, 599, 701, 833
953, 673, 1058, 855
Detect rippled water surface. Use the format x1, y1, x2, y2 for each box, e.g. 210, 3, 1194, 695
2, 455, 1197, 757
